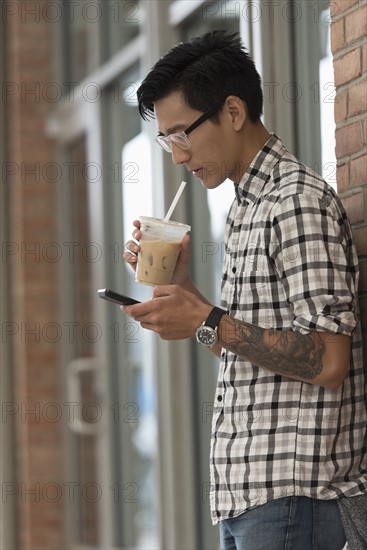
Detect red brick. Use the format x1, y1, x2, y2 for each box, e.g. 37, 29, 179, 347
334, 89, 348, 123
348, 79, 367, 116
335, 121, 363, 157
363, 42, 367, 73
331, 18, 345, 52
350, 153, 367, 187
343, 192, 366, 224
345, 5, 367, 44
336, 162, 350, 193
333, 48, 362, 86
331, 0, 358, 18
352, 226, 367, 256
6, 3, 66, 549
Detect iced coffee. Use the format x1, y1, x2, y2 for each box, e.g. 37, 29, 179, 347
135, 217, 190, 286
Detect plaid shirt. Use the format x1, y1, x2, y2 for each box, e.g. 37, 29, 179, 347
210, 134, 367, 525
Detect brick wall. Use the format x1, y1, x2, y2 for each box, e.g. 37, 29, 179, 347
6, 1, 65, 548
331, 0, 367, 344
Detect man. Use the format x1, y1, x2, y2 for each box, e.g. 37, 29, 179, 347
123, 31, 366, 550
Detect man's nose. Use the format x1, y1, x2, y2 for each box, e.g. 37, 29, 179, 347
171, 143, 191, 165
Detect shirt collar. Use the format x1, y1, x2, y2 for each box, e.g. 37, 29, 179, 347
234, 134, 286, 205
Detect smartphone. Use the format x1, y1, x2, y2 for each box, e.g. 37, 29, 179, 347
98, 288, 141, 306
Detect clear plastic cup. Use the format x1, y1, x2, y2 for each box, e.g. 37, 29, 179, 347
135, 216, 191, 286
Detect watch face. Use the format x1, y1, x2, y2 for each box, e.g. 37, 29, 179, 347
197, 326, 217, 347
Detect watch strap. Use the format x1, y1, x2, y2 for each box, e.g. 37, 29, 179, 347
204, 307, 226, 329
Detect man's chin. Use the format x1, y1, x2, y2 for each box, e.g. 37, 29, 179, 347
192, 169, 223, 189
201, 177, 223, 190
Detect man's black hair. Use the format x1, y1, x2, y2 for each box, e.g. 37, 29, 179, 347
137, 30, 263, 123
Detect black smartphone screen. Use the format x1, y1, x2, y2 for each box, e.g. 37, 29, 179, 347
98, 288, 141, 306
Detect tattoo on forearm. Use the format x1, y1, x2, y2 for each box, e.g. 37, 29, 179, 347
220, 318, 325, 379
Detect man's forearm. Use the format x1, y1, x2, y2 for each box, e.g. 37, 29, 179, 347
180, 279, 326, 367
217, 315, 350, 388
177, 280, 348, 375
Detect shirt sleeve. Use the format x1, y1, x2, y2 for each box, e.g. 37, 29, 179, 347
269, 192, 358, 336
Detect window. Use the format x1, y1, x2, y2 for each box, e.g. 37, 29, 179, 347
101, 0, 140, 61
101, 64, 160, 548
293, 1, 337, 187
62, 0, 140, 82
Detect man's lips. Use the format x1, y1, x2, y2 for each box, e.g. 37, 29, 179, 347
191, 168, 202, 177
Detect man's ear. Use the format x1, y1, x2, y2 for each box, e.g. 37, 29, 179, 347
225, 95, 247, 131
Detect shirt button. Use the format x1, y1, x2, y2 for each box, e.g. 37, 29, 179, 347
217, 395, 223, 402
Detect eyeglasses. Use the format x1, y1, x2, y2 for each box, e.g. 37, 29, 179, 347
155, 104, 221, 153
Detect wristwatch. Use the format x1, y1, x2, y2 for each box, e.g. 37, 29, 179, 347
195, 307, 226, 348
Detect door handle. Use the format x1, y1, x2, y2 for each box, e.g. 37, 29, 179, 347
66, 357, 102, 435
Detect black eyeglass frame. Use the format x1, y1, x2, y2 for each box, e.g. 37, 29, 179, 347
155, 104, 222, 152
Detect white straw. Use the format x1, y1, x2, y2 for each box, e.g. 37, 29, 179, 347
164, 180, 187, 222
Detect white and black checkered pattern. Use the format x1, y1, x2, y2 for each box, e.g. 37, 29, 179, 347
210, 134, 366, 525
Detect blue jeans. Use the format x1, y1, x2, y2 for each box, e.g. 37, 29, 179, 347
219, 496, 346, 550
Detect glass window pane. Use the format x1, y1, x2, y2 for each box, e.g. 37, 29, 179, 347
181, 0, 239, 36
62, 1, 140, 82
63, 1, 101, 82
319, 6, 337, 188
101, 0, 141, 61
101, 65, 159, 549
293, 0, 336, 187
